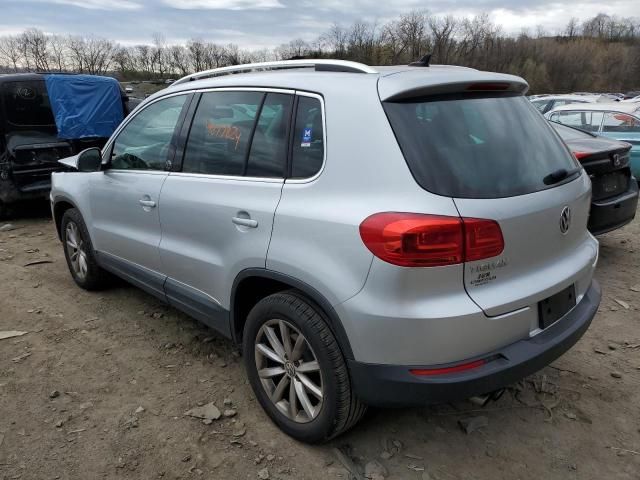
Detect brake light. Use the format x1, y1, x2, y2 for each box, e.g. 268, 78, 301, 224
410, 358, 486, 376
572, 151, 590, 160
466, 82, 510, 91
359, 213, 504, 267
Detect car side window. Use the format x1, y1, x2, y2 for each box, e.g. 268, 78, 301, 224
531, 100, 548, 112
553, 111, 602, 132
246, 93, 293, 178
182, 91, 264, 176
111, 95, 187, 171
291, 96, 324, 179
602, 112, 640, 133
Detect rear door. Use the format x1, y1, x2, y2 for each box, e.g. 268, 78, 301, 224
158, 90, 293, 331
383, 93, 597, 317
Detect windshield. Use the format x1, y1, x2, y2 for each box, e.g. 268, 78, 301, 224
384, 94, 578, 199
1, 80, 56, 127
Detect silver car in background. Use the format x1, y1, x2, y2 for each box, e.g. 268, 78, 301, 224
50, 59, 600, 442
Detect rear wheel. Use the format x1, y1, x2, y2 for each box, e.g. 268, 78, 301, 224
243, 291, 366, 443
61, 208, 110, 290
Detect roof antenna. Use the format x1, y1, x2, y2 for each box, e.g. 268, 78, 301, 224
409, 54, 432, 67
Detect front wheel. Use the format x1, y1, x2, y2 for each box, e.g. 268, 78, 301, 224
61, 208, 110, 290
243, 291, 366, 443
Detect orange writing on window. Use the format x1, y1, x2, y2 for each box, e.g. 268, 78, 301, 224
206, 121, 241, 150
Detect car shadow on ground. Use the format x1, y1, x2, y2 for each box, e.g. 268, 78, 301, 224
1, 199, 51, 221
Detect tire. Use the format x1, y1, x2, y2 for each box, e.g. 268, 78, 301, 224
243, 291, 366, 443
0, 201, 9, 220
60, 208, 110, 290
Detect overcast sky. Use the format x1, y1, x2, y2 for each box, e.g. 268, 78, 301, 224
0, 0, 637, 49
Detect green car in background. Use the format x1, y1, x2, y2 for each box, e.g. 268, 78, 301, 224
546, 103, 640, 182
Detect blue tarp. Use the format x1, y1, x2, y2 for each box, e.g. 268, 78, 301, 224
44, 74, 124, 139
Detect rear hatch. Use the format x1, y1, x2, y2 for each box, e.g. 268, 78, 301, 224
381, 76, 596, 317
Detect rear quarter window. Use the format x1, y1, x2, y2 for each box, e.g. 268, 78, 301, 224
384, 94, 578, 199
291, 96, 324, 179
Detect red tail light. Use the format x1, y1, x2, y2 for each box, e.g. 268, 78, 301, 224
572, 151, 591, 160
359, 213, 504, 267
463, 218, 504, 262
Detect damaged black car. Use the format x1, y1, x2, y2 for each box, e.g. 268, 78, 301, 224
0, 73, 138, 217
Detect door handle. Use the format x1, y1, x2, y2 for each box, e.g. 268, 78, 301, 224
232, 217, 258, 228
139, 199, 156, 208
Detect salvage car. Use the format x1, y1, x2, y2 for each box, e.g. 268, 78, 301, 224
0, 73, 133, 217
551, 122, 638, 234
51, 59, 601, 442
547, 103, 640, 181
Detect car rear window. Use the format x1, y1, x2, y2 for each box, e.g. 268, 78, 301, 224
384, 94, 578, 199
1, 80, 56, 127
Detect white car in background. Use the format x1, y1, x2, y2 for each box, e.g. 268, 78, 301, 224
530, 95, 599, 114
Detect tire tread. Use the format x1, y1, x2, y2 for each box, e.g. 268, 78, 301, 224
249, 290, 366, 441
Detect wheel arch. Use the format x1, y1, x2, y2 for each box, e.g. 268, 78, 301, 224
230, 268, 355, 360
52, 196, 78, 241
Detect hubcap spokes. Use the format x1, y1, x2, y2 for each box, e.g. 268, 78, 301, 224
255, 319, 323, 423
65, 222, 87, 279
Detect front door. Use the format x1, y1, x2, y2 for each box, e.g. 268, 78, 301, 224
90, 94, 189, 295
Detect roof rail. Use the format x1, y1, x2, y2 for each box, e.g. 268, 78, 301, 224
172, 59, 377, 86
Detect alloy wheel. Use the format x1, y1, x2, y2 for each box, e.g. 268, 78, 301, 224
254, 319, 323, 423
65, 221, 88, 280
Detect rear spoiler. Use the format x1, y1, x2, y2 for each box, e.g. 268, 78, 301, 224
379, 71, 528, 102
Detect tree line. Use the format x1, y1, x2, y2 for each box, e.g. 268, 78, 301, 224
0, 12, 639, 93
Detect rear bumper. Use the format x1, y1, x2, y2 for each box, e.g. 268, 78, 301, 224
588, 179, 639, 235
348, 279, 600, 407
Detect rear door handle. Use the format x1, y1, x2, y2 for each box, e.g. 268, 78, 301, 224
139, 199, 156, 208
232, 217, 258, 228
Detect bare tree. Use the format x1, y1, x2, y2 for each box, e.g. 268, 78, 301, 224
151, 33, 168, 77
204, 42, 225, 68
49, 35, 68, 71
187, 39, 206, 72
136, 44, 152, 74
276, 38, 310, 60
429, 15, 458, 64
112, 46, 133, 76
565, 17, 580, 38
0, 35, 22, 71
224, 43, 242, 65
168, 45, 191, 76
321, 23, 348, 59
22, 28, 50, 71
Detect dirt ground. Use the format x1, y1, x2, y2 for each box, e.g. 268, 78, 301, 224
0, 203, 639, 480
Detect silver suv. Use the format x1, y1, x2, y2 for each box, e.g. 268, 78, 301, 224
50, 59, 601, 443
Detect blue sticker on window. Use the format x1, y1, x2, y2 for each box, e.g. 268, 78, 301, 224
301, 128, 312, 147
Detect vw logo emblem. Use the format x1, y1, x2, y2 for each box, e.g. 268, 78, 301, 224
559, 206, 571, 234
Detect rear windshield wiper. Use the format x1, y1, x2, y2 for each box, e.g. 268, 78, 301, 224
543, 167, 582, 185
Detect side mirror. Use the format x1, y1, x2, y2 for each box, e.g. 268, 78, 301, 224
77, 148, 103, 172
